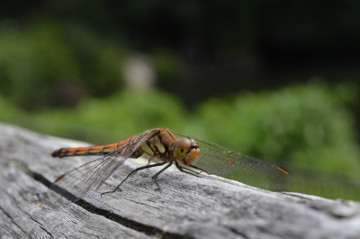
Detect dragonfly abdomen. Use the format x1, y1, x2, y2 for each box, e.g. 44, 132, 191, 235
51, 136, 137, 158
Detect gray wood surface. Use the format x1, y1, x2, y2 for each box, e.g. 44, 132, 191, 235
0, 122, 359, 239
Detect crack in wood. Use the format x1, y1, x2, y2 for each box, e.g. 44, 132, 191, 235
29, 170, 190, 239
1, 156, 192, 238
23, 209, 55, 239
0, 205, 29, 236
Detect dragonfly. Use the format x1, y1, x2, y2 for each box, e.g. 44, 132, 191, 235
51, 128, 290, 200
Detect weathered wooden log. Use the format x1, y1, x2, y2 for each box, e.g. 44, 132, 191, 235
0, 122, 359, 239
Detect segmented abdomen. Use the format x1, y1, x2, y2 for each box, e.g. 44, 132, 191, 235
51, 136, 137, 158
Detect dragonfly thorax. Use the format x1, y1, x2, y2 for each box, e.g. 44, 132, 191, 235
172, 138, 201, 166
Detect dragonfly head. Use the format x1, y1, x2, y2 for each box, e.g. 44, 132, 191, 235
172, 138, 201, 165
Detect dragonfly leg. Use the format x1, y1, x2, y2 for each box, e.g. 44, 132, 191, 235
188, 165, 211, 175
101, 161, 166, 196
151, 161, 173, 191
175, 161, 200, 177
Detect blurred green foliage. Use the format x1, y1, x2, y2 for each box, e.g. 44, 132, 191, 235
153, 50, 184, 83
189, 82, 360, 173
0, 21, 125, 110
0, 90, 188, 144
1, 81, 359, 200
1, 1, 360, 113
185, 82, 360, 200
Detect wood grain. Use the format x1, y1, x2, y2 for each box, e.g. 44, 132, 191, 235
0, 122, 359, 239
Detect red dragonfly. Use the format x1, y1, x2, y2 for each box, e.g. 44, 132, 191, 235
51, 128, 290, 200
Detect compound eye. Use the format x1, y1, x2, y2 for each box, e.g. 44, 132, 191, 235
173, 138, 201, 165
173, 138, 191, 161
184, 138, 201, 165
189, 138, 199, 149
176, 138, 192, 151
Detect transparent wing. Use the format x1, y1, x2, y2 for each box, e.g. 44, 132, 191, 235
51, 129, 160, 200
176, 133, 291, 191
